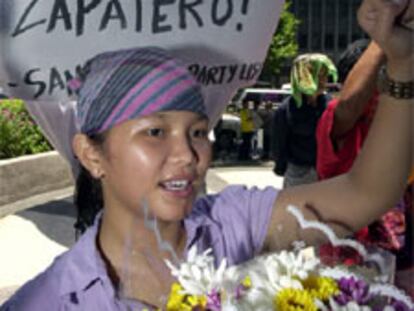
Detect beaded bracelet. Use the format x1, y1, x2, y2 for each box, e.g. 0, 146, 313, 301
379, 69, 414, 99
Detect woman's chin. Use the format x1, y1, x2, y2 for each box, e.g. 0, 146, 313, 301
151, 202, 193, 222
155, 191, 196, 220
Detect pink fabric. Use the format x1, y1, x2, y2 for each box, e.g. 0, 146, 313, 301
138, 74, 194, 116
316, 94, 409, 254
316, 96, 377, 179
100, 60, 190, 130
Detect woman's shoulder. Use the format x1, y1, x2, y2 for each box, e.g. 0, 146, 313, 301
187, 185, 280, 264
2, 225, 102, 310
1, 255, 66, 310
192, 185, 279, 218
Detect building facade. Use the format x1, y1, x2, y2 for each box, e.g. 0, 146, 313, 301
290, 0, 367, 62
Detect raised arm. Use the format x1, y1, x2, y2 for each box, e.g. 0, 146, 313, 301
332, 41, 385, 139
266, 0, 414, 251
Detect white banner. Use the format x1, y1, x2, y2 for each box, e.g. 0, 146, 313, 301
0, 0, 283, 168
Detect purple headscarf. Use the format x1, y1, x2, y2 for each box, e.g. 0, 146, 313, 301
73, 47, 206, 135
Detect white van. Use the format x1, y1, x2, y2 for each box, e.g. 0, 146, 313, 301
233, 88, 291, 108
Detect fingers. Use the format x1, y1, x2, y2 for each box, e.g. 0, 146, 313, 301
358, 0, 414, 64
358, 0, 409, 42
376, 1, 404, 43
357, 0, 378, 36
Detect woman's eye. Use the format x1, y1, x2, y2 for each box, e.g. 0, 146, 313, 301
147, 128, 164, 137
192, 129, 208, 139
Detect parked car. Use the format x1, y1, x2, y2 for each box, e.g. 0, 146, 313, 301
232, 88, 291, 109
213, 113, 241, 159
214, 87, 293, 160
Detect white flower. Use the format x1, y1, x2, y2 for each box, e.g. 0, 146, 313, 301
165, 246, 241, 296
221, 299, 255, 311
328, 300, 375, 311
236, 249, 320, 306
253, 250, 318, 288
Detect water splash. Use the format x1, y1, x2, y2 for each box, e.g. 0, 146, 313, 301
142, 198, 180, 264
118, 198, 181, 305
286, 205, 387, 276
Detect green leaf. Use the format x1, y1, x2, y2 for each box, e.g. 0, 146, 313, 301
262, 1, 300, 84
0, 99, 53, 159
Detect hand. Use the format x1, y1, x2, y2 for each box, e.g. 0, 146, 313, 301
358, 0, 413, 67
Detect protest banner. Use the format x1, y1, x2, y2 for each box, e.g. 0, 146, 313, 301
0, 0, 283, 168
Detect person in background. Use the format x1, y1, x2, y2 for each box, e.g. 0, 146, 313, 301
238, 100, 255, 161
316, 39, 413, 297
251, 100, 264, 159
272, 53, 337, 188
316, 39, 381, 180
259, 101, 275, 160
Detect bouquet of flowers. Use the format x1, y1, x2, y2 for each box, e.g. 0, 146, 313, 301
165, 206, 414, 311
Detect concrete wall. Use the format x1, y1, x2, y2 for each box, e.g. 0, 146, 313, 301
0, 151, 74, 207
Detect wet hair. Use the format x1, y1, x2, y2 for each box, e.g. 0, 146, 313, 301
73, 132, 106, 236
337, 39, 370, 84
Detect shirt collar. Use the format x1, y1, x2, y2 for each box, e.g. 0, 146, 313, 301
58, 212, 111, 297
184, 194, 220, 252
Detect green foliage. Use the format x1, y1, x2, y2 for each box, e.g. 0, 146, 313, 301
0, 99, 52, 159
262, 1, 300, 80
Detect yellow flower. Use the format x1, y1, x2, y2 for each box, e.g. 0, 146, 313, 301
242, 276, 252, 289
166, 283, 207, 311
274, 288, 317, 311
302, 275, 339, 301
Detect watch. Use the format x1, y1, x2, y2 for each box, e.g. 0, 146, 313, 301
378, 67, 414, 100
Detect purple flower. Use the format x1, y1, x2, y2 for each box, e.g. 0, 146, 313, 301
391, 299, 412, 311
206, 289, 221, 311
235, 283, 250, 300
334, 277, 372, 305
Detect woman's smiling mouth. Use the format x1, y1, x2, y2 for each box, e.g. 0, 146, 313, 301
159, 178, 195, 198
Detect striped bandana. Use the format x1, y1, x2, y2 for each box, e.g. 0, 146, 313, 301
290, 53, 338, 108
75, 47, 206, 135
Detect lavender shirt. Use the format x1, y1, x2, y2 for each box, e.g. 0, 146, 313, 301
2, 185, 278, 311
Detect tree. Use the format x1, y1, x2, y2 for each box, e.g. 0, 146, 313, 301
260, 1, 300, 86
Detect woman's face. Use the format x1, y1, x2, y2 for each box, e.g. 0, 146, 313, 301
97, 110, 212, 222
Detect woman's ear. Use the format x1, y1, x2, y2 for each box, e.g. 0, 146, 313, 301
72, 134, 105, 179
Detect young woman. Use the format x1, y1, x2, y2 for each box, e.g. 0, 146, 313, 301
2, 0, 413, 309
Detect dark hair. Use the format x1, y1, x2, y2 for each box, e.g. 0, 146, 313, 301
73, 132, 106, 236
337, 39, 370, 83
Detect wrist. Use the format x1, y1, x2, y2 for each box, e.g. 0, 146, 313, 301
386, 58, 414, 81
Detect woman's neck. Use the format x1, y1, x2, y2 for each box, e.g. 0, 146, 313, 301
98, 206, 187, 306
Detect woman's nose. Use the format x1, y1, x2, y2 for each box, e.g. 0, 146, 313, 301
169, 135, 197, 165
